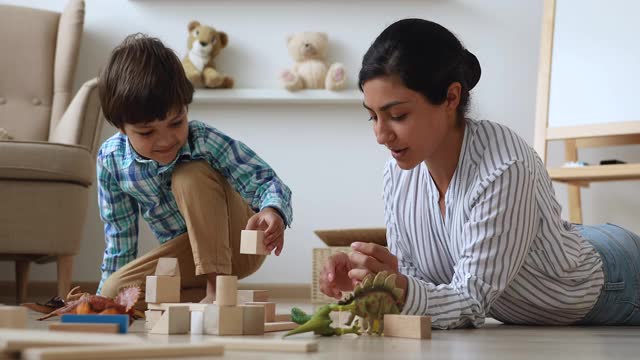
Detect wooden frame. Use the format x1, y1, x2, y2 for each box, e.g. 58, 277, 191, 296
534, 0, 640, 223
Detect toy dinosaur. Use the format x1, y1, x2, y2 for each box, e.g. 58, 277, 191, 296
283, 305, 361, 337
37, 286, 141, 324
284, 271, 404, 337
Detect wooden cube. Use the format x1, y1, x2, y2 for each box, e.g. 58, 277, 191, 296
383, 314, 431, 339
245, 302, 275, 322
0, 306, 27, 329
241, 305, 265, 335
144, 310, 164, 330
274, 313, 291, 322
145, 275, 180, 303
155, 258, 180, 276
204, 304, 243, 336
215, 275, 238, 307
240, 230, 269, 255
149, 306, 190, 335
190, 311, 204, 335
237, 289, 269, 303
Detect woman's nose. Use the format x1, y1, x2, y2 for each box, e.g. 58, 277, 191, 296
375, 120, 392, 145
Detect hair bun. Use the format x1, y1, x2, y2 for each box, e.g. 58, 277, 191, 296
463, 49, 481, 90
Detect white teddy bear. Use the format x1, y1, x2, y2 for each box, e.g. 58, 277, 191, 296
281, 32, 346, 91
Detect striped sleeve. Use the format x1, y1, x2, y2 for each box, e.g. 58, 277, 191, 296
96, 155, 140, 294
400, 160, 538, 328
384, 164, 420, 279
201, 126, 293, 226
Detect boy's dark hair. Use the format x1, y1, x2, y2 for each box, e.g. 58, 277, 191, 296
358, 18, 481, 126
98, 33, 194, 129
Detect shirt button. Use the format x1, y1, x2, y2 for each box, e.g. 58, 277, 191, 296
32, 98, 41, 106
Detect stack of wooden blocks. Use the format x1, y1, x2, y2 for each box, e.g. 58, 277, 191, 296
144, 231, 298, 335
145, 257, 186, 334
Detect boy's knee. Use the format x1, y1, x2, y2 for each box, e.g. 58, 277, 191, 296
172, 161, 225, 192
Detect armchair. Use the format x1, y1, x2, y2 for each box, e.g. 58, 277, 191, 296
0, 0, 104, 304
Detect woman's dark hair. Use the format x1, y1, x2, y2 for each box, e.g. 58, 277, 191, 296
98, 33, 194, 129
358, 18, 481, 125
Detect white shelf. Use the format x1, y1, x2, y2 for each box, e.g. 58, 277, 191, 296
191, 89, 362, 105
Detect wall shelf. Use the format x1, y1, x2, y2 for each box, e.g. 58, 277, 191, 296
191, 89, 362, 105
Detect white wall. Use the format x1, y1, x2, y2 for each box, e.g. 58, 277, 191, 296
1, 0, 638, 285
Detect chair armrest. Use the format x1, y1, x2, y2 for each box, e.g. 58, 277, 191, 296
48, 77, 105, 156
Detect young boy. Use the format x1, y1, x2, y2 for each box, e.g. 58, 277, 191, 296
96, 34, 292, 304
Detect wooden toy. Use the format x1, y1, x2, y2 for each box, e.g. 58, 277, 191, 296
383, 314, 432, 339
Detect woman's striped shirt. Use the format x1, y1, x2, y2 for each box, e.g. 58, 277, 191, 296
384, 118, 604, 328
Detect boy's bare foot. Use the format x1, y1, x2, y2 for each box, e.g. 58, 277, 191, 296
199, 295, 216, 304
200, 272, 218, 304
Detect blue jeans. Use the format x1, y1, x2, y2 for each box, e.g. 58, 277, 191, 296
575, 224, 640, 325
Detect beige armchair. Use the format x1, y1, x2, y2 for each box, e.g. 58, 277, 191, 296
0, 0, 104, 304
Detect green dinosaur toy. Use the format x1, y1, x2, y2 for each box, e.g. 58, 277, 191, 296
284, 271, 405, 337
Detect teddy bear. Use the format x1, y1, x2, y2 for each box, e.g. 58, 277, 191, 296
280, 32, 346, 91
182, 21, 233, 89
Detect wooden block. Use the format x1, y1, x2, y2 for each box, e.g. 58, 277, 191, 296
49, 323, 119, 334
144, 310, 164, 330
383, 314, 431, 339
145, 275, 180, 303
22, 343, 224, 360
203, 304, 243, 336
61, 314, 129, 334
190, 311, 204, 335
240, 230, 269, 255
237, 289, 269, 303
274, 313, 291, 322
240, 305, 265, 335
0, 306, 26, 329
149, 306, 190, 335
147, 302, 207, 312
264, 321, 298, 333
245, 301, 276, 322
154, 257, 180, 277
215, 275, 238, 306
208, 338, 318, 353
0, 329, 144, 352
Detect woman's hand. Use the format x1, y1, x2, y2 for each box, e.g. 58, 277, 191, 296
245, 207, 285, 256
319, 252, 355, 300
347, 242, 408, 301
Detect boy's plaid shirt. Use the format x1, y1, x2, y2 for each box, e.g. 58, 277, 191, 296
96, 120, 292, 292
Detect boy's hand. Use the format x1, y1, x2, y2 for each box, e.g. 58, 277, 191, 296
245, 207, 285, 256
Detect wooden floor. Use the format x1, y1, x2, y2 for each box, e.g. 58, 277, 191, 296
3, 296, 640, 359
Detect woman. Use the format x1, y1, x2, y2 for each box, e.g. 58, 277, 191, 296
320, 18, 640, 328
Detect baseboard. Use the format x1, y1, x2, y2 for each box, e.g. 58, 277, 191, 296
0, 281, 310, 300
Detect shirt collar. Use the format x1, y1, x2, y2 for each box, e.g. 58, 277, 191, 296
122, 136, 193, 170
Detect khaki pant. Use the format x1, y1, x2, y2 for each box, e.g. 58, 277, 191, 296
101, 161, 266, 304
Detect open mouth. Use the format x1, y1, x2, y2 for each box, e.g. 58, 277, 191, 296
389, 147, 408, 159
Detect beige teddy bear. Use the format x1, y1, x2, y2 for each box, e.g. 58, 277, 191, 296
182, 21, 233, 89
281, 32, 346, 91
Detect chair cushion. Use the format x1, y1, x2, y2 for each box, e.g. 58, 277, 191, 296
0, 141, 93, 186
